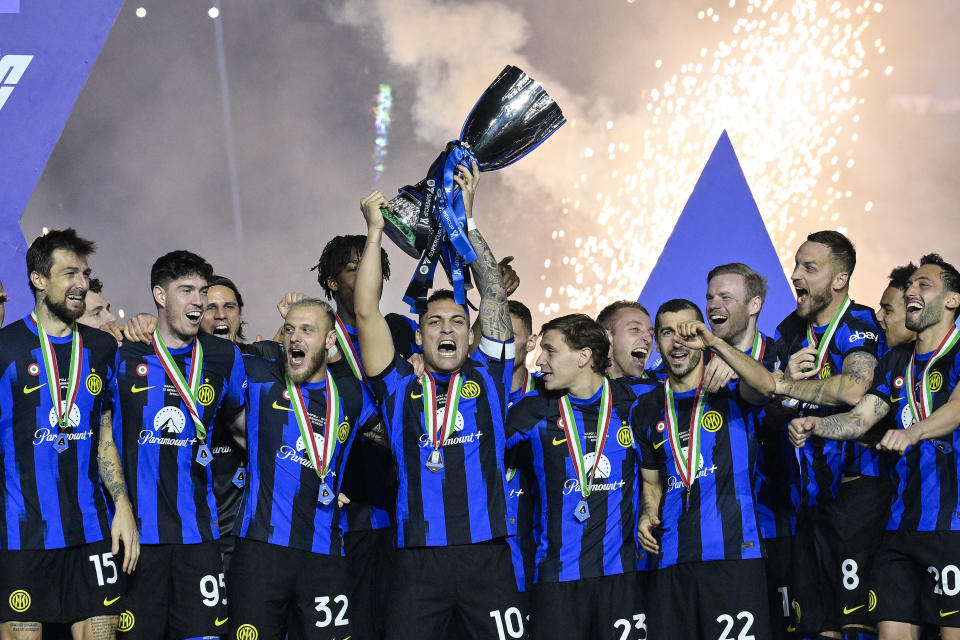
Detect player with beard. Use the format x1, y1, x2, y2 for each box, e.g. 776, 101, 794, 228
355, 161, 523, 640
789, 254, 960, 640
772, 231, 885, 640
877, 264, 919, 350
506, 314, 645, 640
197, 275, 254, 581
0, 229, 139, 639
78, 278, 116, 330
313, 233, 421, 640
632, 299, 775, 640
227, 298, 378, 640
112, 251, 246, 640
596, 301, 656, 396
705, 263, 800, 639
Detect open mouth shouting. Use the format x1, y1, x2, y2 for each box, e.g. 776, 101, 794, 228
708, 312, 728, 327
185, 309, 203, 325
905, 297, 924, 320
794, 285, 809, 307
211, 323, 231, 337
437, 339, 458, 357
630, 346, 649, 368
288, 345, 307, 369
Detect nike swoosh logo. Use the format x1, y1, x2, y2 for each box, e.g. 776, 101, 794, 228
889, 395, 902, 403
215, 617, 228, 627
103, 596, 121, 606
843, 605, 865, 614
23, 383, 46, 394
552, 436, 567, 446
941, 610, 959, 618
786, 626, 796, 633
410, 391, 423, 399
653, 440, 666, 449
130, 384, 154, 394
272, 400, 293, 411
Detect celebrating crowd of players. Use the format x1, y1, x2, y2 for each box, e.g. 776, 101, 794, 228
1, 162, 959, 640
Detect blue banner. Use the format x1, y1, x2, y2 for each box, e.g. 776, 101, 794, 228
0, 0, 124, 321
638, 130, 795, 362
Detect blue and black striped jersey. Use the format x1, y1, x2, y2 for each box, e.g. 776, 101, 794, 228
633, 380, 764, 568
236, 356, 378, 554
368, 336, 515, 548
506, 371, 543, 591
0, 318, 117, 550
506, 379, 642, 583
751, 334, 801, 539
868, 342, 960, 532
773, 303, 884, 505
338, 313, 419, 534
113, 333, 246, 545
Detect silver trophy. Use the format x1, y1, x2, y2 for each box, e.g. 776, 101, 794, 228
381, 66, 565, 309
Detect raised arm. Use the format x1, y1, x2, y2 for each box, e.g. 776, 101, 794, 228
878, 383, 960, 454
676, 320, 775, 405
775, 350, 877, 407
788, 392, 890, 448
458, 162, 512, 343
354, 191, 397, 377
98, 409, 140, 573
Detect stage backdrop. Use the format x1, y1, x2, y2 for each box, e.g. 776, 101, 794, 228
638, 130, 796, 365
0, 0, 124, 322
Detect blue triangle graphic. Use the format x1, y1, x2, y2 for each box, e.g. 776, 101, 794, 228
638, 130, 795, 358
0, 1, 124, 321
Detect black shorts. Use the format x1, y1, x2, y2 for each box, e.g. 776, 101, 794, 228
762, 536, 797, 640
344, 527, 394, 640
648, 559, 772, 640
530, 572, 646, 640
869, 530, 960, 628
383, 539, 527, 640
227, 537, 351, 640
117, 540, 224, 639
791, 476, 887, 633
0, 538, 127, 624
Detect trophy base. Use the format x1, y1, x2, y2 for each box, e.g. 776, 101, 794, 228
381, 206, 420, 258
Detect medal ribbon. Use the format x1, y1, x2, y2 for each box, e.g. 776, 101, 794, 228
906, 325, 960, 422
152, 330, 207, 440
749, 330, 766, 362
334, 316, 364, 381
805, 295, 851, 376
286, 369, 341, 479
663, 374, 709, 489
31, 311, 82, 429
558, 378, 613, 499
421, 370, 464, 449
521, 369, 536, 394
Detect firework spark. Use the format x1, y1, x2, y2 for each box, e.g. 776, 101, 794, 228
540, 0, 887, 318
372, 83, 393, 182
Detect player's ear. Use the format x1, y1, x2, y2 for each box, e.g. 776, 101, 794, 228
327, 277, 339, 293
29, 270, 45, 294
831, 270, 849, 292
415, 328, 422, 347
747, 295, 762, 317
944, 291, 960, 315
152, 284, 166, 309
578, 347, 592, 369
324, 329, 337, 352
525, 334, 537, 354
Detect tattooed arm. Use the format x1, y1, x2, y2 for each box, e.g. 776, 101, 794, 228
775, 350, 878, 407
98, 409, 140, 573
458, 161, 512, 343
878, 383, 960, 454
788, 392, 890, 447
